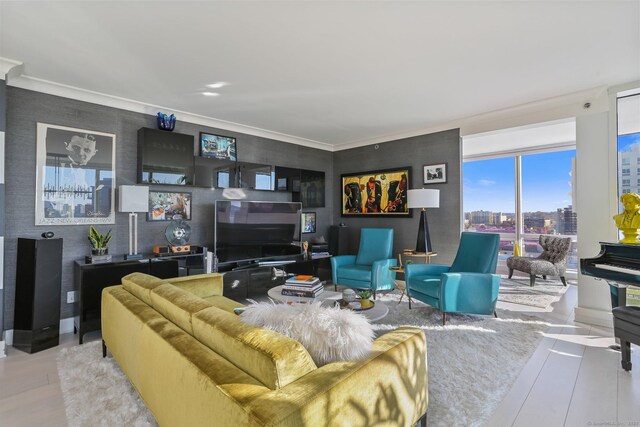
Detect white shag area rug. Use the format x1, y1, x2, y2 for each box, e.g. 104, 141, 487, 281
498, 275, 573, 308
57, 291, 549, 427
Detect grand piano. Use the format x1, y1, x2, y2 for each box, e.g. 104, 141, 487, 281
581, 242, 640, 371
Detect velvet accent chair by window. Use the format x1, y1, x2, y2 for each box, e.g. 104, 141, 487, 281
331, 228, 397, 299
506, 235, 572, 287
405, 232, 501, 325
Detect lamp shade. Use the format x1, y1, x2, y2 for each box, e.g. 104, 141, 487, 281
118, 185, 149, 212
407, 189, 440, 209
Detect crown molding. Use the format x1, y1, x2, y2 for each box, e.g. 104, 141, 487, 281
333, 86, 610, 151
6, 73, 335, 152
0, 57, 22, 80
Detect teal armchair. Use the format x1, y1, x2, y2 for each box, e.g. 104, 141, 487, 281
331, 228, 397, 298
405, 232, 501, 324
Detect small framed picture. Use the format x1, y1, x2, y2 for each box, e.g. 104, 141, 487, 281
148, 191, 192, 221
423, 163, 447, 184
277, 177, 288, 191
200, 132, 237, 161
302, 212, 316, 234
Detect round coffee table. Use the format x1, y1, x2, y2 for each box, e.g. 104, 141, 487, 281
267, 285, 389, 322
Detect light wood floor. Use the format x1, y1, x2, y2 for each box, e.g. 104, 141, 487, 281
0, 286, 638, 427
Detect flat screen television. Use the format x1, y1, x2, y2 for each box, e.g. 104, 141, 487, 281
214, 200, 302, 265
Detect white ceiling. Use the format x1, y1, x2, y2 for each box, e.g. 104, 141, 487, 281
1, 1, 639, 149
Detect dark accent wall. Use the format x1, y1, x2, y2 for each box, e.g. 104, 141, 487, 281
333, 129, 462, 264
3, 87, 334, 329
0, 79, 6, 335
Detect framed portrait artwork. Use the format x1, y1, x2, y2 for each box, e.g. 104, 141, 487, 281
341, 167, 411, 217
423, 163, 447, 184
302, 212, 316, 234
200, 132, 237, 161
35, 123, 116, 225
148, 191, 192, 221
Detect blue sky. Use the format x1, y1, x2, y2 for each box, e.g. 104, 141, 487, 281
618, 133, 640, 151
463, 150, 575, 213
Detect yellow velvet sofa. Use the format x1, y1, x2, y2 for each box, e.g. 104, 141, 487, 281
101, 272, 428, 426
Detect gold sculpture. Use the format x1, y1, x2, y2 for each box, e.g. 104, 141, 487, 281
613, 192, 640, 244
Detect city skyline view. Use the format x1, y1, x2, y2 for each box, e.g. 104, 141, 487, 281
463, 150, 576, 213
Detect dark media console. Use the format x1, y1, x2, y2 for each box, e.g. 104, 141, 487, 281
217, 254, 331, 301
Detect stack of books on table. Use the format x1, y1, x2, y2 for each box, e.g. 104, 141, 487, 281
282, 275, 323, 298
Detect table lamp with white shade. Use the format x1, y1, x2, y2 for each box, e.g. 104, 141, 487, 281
119, 185, 149, 260
407, 189, 440, 253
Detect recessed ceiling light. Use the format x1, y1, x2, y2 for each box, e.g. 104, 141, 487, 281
203, 92, 220, 97
206, 82, 227, 89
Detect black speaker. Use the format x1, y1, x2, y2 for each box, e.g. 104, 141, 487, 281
13, 238, 63, 353
329, 225, 349, 256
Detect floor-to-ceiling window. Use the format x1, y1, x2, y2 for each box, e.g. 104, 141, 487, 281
617, 93, 640, 199
463, 120, 578, 275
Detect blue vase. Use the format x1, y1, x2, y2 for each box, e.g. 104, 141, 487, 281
156, 113, 176, 131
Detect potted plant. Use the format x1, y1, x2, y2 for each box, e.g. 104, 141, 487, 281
356, 289, 374, 309
88, 226, 112, 256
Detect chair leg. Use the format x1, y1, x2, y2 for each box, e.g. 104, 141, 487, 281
442, 312, 447, 326
102, 340, 107, 358
529, 275, 536, 287
494, 310, 498, 318
560, 276, 567, 286
508, 268, 514, 279
417, 412, 427, 427
621, 339, 632, 371
373, 290, 377, 300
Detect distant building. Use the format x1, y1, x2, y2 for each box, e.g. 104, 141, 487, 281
618, 142, 640, 196
557, 205, 577, 234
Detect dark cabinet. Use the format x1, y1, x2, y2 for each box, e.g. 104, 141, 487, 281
138, 127, 195, 185
274, 167, 325, 208
13, 238, 63, 353
74, 259, 179, 344
329, 225, 349, 255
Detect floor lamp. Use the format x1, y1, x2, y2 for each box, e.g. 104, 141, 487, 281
119, 185, 149, 260
407, 189, 440, 253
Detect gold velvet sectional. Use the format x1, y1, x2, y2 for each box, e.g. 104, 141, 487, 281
101, 272, 428, 426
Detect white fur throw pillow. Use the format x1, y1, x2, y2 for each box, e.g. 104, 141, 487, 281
240, 302, 374, 366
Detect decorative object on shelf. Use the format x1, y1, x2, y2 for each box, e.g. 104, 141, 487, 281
407, 188, 440, 253
87, 226, 112, 263
613, 192, 640, 244
161, 218, 192, 254
342, 288, 356, 303
36, 123, 116, 225
340, 167, 411, 217
200, 132, 237, 161
423, 163, 447, 184
148, 191, 192, 221
302, 212, 316, 233
119, 185, 149, 260
156, 113, 176, 131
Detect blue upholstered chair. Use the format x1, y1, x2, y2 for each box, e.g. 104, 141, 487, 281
405, 232, 501, 325
331, 228, 397, 298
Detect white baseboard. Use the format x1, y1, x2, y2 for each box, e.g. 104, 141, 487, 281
574, 306, 614, 329
4, 317, 75, 346
0, 340, 6, 358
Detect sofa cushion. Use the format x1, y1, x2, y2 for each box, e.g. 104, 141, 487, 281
149, 284, 212, 335
192, 306, 317, 390
240, 302, 374, 367
122, 272, 164, 306
202, 295, 245, 314
162, 273, 224, 298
